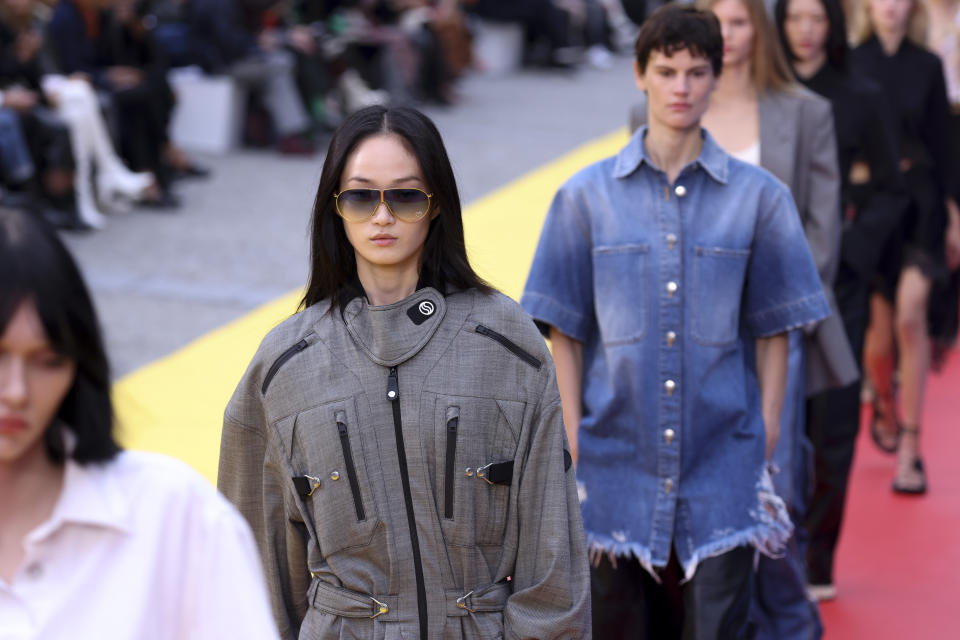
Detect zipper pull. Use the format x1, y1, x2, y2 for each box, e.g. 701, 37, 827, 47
387, 366, 399, 401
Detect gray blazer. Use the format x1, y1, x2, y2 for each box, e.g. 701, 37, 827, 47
629, 88, 858, 395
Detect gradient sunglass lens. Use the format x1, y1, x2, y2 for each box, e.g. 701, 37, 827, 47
336, 189, 430, 221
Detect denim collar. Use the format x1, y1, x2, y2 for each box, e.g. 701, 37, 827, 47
612, 126, 729, 185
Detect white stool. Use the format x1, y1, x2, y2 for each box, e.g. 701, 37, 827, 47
471, 19, 524, 76
168, 68, 245, 154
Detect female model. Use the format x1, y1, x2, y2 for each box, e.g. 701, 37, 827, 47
853, 0, 960, 494
218, 106, 590, 639
0, 207, 278, 637
775, 0, 908, 600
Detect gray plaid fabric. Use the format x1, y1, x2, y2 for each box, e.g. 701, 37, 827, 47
219, 287, 591, 639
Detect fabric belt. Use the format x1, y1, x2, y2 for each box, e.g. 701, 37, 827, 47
308, 578, 511, 622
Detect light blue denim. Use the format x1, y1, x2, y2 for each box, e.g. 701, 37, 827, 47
521, 127, 832, 579
0, 108, 34, 184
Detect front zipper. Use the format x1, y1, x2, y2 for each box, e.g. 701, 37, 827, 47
444, 415, 458, 519
475, 325, 542, 369
336, 419, 366, 521
261, 339, 308, 394
387, 366, 428, 639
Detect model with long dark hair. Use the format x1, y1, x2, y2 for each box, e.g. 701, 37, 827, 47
218, 105, 590, 639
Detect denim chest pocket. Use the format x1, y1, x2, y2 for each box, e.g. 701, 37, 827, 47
692, 247, 750, 346
433, 396, 524, 548
277, 397, 380, 558
592, 244, 648, 346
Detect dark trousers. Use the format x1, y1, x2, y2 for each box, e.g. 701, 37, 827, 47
591, 546, 755, 639
804, 265, 869, 585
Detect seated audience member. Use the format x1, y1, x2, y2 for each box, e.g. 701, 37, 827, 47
46, 0, 180, 208
183, 0, 317, 154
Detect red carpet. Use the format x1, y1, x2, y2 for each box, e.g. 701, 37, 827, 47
819, 349, 960, 639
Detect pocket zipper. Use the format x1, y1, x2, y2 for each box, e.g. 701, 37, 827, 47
475, 325, 542, 369
261, 339, 309, 394
337, 420, 366, 521
444, 416, 458, 519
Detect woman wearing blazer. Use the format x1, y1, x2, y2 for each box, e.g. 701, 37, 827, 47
630, 0, 850, 637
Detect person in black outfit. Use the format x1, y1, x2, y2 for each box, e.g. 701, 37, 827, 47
774, 0, 909, 601
852, 0, 960, 495
46, 0, 179, 207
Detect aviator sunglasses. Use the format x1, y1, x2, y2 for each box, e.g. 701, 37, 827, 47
333, 188, 433, 222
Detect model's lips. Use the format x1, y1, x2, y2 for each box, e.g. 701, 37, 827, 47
668, 103, 691, 111
371, 235, 397, 246
0, 416, 28, 434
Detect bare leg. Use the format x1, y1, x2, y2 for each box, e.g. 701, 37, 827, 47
863, 292, 898, 448
892, 266, 931, 492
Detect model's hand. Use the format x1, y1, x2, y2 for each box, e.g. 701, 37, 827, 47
946, 198, 960, 271
288, 26, 315, 54
765, 420, 780, 461
15, 31, 42, 62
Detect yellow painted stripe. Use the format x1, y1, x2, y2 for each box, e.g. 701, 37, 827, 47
113, 128, 630, 483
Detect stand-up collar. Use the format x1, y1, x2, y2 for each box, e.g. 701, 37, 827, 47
341, 287, 447, 367
613, 126, 729, 184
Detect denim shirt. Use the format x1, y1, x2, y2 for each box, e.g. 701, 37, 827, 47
521, 128, 831, 579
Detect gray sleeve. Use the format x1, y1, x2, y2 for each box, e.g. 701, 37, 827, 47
219, 398, 311, 640
799, 96, 842, 289
503, 384, 591, 639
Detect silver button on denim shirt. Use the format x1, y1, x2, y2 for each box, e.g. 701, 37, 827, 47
522, 128, 831, 580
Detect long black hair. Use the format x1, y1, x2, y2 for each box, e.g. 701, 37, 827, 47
0, 207, 119, 464
301, 105, 491, 310
775, 0, 849, 71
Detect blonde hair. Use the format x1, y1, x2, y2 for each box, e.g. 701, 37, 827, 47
697, 0, 796, 92
851, 0, 928, 46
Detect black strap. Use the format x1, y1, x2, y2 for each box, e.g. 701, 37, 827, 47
483, 450, 572, 487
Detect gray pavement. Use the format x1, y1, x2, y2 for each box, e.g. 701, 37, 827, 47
63, 57, 641, 376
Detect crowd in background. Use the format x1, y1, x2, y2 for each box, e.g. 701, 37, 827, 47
0, 0, 633, 232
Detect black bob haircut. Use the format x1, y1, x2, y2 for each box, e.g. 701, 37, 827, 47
634, 4, 724, 77
301, 105, 491, 311
774, 0, 849, 71
0, 208, 120, 465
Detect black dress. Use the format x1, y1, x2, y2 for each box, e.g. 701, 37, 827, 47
851, 36, 960, 296
798, 62, 907, 587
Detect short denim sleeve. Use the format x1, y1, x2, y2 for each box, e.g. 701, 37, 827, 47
743, 185, 831, 337
521, 182, 595, 342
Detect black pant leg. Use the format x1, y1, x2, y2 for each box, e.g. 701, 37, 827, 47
804, 268, 869, 585
591, 554, 680, 639
682, 546, 755, 640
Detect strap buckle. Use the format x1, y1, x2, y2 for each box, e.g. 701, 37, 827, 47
476, 463, 494, 485
456, 590, 476, 613
370, 596, 389, 619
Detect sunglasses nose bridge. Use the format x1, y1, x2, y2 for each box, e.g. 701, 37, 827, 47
371, 191, 396, 221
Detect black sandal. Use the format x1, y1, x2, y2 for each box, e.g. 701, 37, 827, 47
892, 426, 927, 495
870, 392, 901, 454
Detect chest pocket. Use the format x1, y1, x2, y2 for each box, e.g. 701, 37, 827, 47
692, 247, 750, 346
434, 396, 525, 548
277, 397, 380, 558
592, 244, 648, 346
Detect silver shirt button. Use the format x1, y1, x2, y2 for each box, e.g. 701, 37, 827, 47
664, 428, 676, 444
330, 471, 340, 481
664, 379, 677, 396
666, 331, 677, 347
664, 478, 674, 493
666, 233, 678, 249
674, 185, 687, 198
666, 281, 678, 297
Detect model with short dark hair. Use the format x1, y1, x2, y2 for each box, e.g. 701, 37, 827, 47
219, 105, 591, 639
523, 5, 830, 637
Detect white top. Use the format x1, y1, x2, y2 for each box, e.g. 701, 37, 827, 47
0, 451, 279, 640
730, 141, 761, 166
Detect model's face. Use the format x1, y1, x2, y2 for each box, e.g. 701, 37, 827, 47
784, 0, 830, 63
868, 0, 913, 35
339, 133, 434, 285
0, 299, 76, 466
635, 49, 716, 132
711, 0, 756, 68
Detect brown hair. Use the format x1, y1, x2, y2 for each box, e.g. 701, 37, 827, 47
634, 4, 725, 76
697, 0, 796, 92
851, 0, 927, 46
